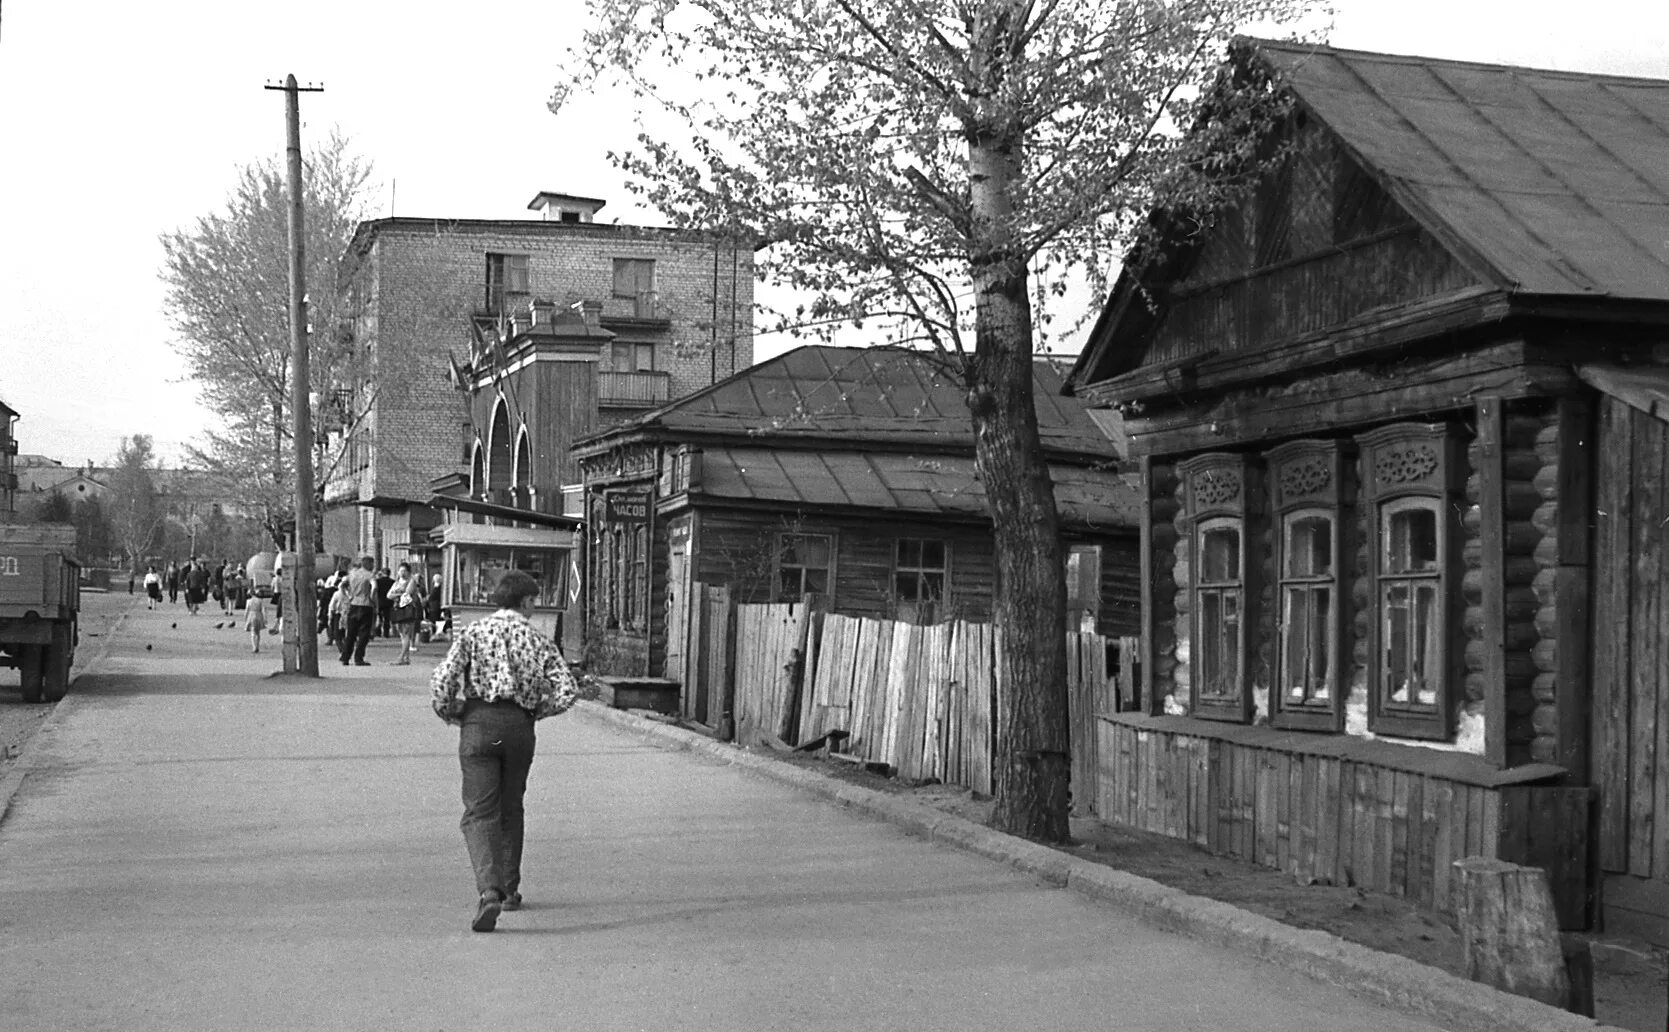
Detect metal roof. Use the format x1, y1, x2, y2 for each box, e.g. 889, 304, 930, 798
626, 345, 1114, 458
694, 447, 1140, 531
1257, 40, 1669, 300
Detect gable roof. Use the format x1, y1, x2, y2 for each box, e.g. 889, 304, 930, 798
1252, 40, 1669, 300
580, 345, 1115, 460
1071, 40, 1669, 394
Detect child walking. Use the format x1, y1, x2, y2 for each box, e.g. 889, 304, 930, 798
244, 593, 269, 653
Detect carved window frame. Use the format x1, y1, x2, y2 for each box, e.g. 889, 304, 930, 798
1267, 440, 1353, 732
1357, 423, 1463, 741
1178, 453, 1259, 723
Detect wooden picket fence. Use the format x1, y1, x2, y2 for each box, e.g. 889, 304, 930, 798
719, 600, 1139, 805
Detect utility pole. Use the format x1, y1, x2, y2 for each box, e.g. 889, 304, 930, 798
266, 74, 323, 677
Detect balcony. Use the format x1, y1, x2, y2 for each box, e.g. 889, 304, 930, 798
602, 290, 672, 331
598, 370, 671, 408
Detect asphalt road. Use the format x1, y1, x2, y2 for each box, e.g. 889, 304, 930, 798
0, 595, 1461, 1032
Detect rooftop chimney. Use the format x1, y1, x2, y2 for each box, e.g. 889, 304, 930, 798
527, 192, 607, 224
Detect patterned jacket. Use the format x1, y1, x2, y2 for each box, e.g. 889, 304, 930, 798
429, 610, 582, 724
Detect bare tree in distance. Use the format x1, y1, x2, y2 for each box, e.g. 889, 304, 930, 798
159, 131, 377, 547
107, 435, 166, 571
559, 0, 1320, 841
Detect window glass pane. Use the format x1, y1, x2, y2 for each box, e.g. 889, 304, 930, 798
896, 539, 920, 567
1414, 582, 1440, 705
1384, 583, 1410, 702
1284, 586, 1312, 697
920, 572, 944, 601
920, 540, 946, 568
895, 573, 917, 600
799, 536, 831, 566
1286, 515, 1332, 577
804, 570, 827, 594
1283, 585, 1333, 702
1201, 526, 1240, 582
506, 255, 530, 292
1385, 506, 1438, 573
1200, 589, 1241, 697
779, 569, 801, 598
1200, 592, 1222, 687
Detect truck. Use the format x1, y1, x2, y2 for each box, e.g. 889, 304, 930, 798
0, 524, 81, 703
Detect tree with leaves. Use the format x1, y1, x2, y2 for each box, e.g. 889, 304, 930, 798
73, 495, 113, 566
561, 0, 1317, 840
159, 131, 376, 547
31, 489, 74, 525
108, 435, 166, 569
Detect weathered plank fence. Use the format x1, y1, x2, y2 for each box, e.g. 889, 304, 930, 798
717, 600, 1137, 806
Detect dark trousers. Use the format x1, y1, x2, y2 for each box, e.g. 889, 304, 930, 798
458, 700, 536, 901
339, 605, 374, 663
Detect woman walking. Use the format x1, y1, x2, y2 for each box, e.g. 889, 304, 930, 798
388, 562, 426, 665
244, 592, 268, 653
143, 566, 163, 610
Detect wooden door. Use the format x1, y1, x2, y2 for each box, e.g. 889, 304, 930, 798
666, 518, 692, 710
1592, 396, 1669, 940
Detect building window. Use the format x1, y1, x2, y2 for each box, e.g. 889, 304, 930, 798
1195, 518, 1244, 704
1358, 423, 1460, 740
486, 253, 530, 312
1279, 513, 1335, 700
1267, 439, 1351, 731
1178, 452, 1258, 723
894, 538, 947, 603
776, 533, 832, 601
609, 341, 656, 373
612, 258, 655, 300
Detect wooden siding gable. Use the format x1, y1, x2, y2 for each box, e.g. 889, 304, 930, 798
1075, 115, 1487, 398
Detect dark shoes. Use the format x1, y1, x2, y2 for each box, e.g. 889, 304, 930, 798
353, 660, 370, 666
501, 891, 522, 912
471, 892, 501, 933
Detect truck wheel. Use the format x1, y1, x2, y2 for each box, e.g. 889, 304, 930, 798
42, 625, 73, 703
18, 646, 44, 704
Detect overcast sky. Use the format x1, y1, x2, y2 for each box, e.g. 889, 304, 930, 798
1, 0, 1665, 467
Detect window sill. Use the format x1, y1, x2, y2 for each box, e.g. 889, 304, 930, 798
1099, 712, 1565, 788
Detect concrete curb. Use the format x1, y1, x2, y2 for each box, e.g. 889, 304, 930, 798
573, 701, 1627, 1032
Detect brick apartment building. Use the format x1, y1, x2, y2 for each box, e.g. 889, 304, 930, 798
320, 192, 754, 567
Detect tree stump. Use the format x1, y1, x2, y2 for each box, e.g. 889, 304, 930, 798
1454, 857, 1571, 1009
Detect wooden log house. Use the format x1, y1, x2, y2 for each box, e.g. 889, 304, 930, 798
1068, 40, 1669, 937
574, 344, 1143, 731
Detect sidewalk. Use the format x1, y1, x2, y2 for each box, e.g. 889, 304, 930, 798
0, 600, 1624, 1031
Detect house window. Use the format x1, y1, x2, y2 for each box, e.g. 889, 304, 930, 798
776, 533, 832, 601
1266, 439, 1350, 731
1178, 452, 1258, 722
894, 538, 947, 603
1380, 499, 1441, 708
609, 341, 656, 372
1358, 423, 1459, 740
1195, 518, 1243, 704
612, 258, 656, 300
486, 253, 530, 312
1279, 513, 1335, 700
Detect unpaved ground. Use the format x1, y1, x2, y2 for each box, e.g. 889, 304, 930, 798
779, 753, 1669, 1032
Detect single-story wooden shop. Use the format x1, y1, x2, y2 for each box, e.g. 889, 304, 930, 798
574, 344, 1143, 731
1069, 39, 1669, 937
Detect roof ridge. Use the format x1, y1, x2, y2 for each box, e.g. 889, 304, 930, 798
1245, 36, 1669, 88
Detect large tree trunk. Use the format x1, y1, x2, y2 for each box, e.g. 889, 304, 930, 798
967, 80, 1071, 842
